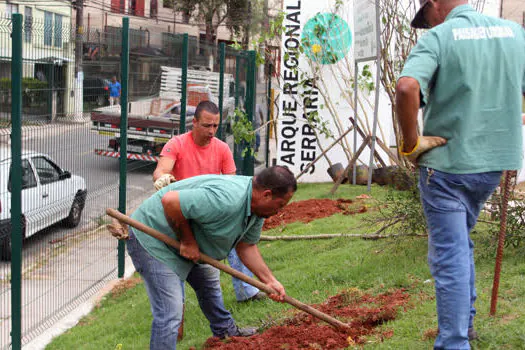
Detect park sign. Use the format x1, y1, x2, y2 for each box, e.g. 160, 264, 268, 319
354, 0, 378, 61
277, 0, 354, 182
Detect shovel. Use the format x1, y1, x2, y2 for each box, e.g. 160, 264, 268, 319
106, 208, 350, 331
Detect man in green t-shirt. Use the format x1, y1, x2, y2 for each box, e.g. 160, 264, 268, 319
395, 0, 525, 348
109, 166, 296, 350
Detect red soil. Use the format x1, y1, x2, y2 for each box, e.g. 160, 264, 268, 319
204, 289, 410, 349
262, 198, 364, 231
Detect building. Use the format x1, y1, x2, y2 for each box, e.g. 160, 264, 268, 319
0, 1, 75, 119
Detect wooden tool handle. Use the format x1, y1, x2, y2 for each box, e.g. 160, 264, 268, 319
106, 208, 349, 330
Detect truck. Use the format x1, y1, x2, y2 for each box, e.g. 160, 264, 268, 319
90, 66, 235, 162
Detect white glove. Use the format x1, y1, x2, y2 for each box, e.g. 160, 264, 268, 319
154, 174, 176, 190
107, 218, 129, 240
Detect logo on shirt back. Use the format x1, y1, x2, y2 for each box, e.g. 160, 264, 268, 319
452, 26, 515, 41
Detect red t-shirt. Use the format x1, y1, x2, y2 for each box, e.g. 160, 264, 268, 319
160, 131, 236, 180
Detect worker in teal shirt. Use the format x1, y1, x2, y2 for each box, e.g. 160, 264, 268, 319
109, 166, 296, 350
396, 0, 525, 348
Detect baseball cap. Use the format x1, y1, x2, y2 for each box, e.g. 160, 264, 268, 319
411, 0, 431, 29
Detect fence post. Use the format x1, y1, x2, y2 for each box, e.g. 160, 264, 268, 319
233, 54, 242, 173
118, 17, 130, 278
243, 50, 257, 176
10, 13, 23, 350
265, 64, 272, 168
180, 33, 188, 134
218, 42, 225, 140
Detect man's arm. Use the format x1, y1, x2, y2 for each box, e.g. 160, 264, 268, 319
235, 241, 286, 301
153, 156, 176, 181
395, 77, 447, 163
395, 77, 421, 152
161, 191, 200, 262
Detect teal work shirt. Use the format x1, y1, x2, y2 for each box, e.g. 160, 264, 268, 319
130, 175, 264, 280
400, 5, 525, 173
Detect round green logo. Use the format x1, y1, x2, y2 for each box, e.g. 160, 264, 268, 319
302, 13, 352, 65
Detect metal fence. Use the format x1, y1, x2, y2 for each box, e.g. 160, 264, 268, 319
1, 13, 270, 349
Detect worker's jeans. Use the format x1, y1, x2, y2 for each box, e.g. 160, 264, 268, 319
127, 231, 237, 350
419, 168, 502, 350
227, 249, 260, 301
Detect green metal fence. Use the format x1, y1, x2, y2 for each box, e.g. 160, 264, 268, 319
1, 13, 268, 349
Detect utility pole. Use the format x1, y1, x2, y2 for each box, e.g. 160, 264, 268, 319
74, 0, 84, 120
75, 0, 83, 75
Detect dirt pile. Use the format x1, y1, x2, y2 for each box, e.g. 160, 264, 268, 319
263, 198, 363, 231
204, 289, 410, 349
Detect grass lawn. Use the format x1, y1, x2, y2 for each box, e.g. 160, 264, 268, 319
46, 183, 525, 349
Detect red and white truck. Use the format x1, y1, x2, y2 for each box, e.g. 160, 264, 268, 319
90, 66, 235, 162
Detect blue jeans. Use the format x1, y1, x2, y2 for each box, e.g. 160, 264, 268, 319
419, 168, 501, 350
127, 230, 237, 350
227, 249, 260, 301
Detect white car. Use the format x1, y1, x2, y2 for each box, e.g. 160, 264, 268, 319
0, 147, 87, 260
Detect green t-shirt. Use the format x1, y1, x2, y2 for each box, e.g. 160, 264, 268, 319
130, 175, 264, 279
400, 5, 525, 173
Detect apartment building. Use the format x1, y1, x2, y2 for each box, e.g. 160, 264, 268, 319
0, 1, 75, 117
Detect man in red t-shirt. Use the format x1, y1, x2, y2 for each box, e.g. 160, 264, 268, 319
152, 101, 265, 338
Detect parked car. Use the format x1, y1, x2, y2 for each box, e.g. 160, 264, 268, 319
0, 147, 87, 260
83, 77, 110, 106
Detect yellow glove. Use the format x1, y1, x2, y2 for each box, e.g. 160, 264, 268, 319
154, 174, 176, 191
401, 136, 447, 165
107, 218, 129, 240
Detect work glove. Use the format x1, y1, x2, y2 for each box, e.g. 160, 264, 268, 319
107, 218, 129, 240
400, 136, 447, 165
154, 174, 176, 191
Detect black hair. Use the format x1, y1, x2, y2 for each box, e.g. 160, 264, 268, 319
253, 166, 297, 197
194, 100, 220, 121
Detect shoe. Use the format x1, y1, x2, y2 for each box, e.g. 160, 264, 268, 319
238, 292, 267, 303
468, 328, 478, 341
219, 326, 258, 339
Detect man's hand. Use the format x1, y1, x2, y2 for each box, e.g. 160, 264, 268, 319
154, 174, 176, 190
265, 278, 286, 302
107, 218, 129, 240
401, 136, 447, 165
180, 241, 200, 262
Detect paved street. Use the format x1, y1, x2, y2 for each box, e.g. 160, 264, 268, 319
0, 122, 156, 349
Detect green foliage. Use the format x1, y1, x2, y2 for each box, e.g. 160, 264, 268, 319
487, 189, 525, 248
0, 78, 49, 106
229, 108, 255, 157
374, 171, 427, 235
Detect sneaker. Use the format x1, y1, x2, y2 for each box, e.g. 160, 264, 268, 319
219, 326, 258, 339
468, 328, 478, 341
238, 292, 267, 303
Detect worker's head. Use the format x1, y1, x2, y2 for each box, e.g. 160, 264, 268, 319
112, 75, 117, 83
251, 166, 297, 218
411, 0, 467, 29
192, 101, 220, 146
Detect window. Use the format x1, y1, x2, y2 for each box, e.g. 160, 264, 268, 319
54, 14, 62, 48
24, 7, 32, 43
162, 0, 173, 8
31, 157, 61, 185
8, 160, 37, 192
111, 0, 125, 13
129, 0, 145, 16
6, 3, 19, 18
44, 11, 53, 46
150, 0, 157, 18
